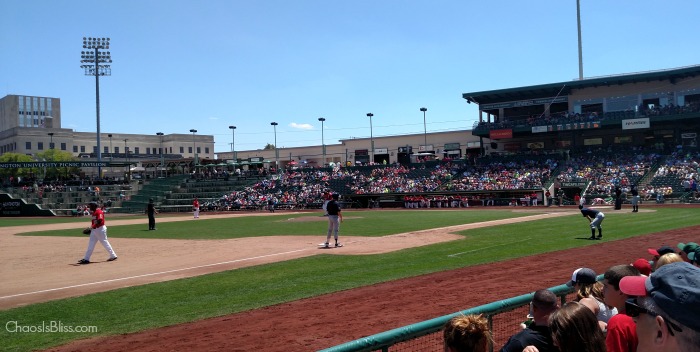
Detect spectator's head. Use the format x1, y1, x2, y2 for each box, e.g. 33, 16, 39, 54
548, 302, 606, 352
654, 253, 684, 271
567, 267, 597, 287
603, 264, 641, 311
647, 245, 676, 262
620, 262, 700, 352
689, 247, 700, 268
632, 258, 652, 276
677, 242, 699, 262
531, 289, 559, 325
443, 314, 492, 352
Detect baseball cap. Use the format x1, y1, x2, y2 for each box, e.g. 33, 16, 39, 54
632, 258, 652, 276
688, 247, 700, 264
567, 267, 597, 286
677, 242, 699, 254
647, 245, 676, 257
620, 262, 700, 332
88, 201, 98, 207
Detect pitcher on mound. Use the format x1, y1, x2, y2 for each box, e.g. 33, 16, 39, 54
322, 194, 343, 248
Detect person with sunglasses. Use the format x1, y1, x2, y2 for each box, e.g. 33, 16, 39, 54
619, 262, 700, 352
602, 264, 641, 352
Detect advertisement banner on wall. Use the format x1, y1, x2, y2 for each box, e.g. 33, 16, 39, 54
527, 142, 545, 149
490, 129, 513, 139
622, 118, 650, 130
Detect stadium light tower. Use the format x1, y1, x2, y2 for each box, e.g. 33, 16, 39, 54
81, 36, 112, 178
318, 117, 326, 166
420, 107, 428, 148
576, 0, 584, 80
156, 132, 164, 178
366, 113, 374, 163
229, 125, 236, 161
270, 122, 279, 171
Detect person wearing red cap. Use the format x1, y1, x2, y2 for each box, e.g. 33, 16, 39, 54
619, 262, 700, 352
602, 264, 641, 352
77, 202, 117, 264
632, 259, 652, 276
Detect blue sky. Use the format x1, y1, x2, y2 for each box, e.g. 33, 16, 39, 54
2, 0, 699, 154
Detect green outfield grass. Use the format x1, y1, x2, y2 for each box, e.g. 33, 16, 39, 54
2, 208, 699, 351
21, 210, 534, 239
0, 215, 146, 227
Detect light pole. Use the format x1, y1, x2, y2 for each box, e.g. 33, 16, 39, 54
228, 125, 236, 161
420, 107, 428, 149
47, 132, 54, 149
366, 113, 374, 163
189, 129, 197, 165
318, 117, 326, 166
156, 132, 164, 178
81, 36, 112, 178
270, 122, 279, 171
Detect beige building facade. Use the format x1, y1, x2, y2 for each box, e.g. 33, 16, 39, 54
0, 95, 215, 176
217, 129, 483, 169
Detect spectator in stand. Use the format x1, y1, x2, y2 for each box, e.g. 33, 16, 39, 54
647, 245, 676, 268
619, 262, 700, 352
631, 258, 652, 276
500, 289, 559, 352
677, 241, 699, 263
538, 301, 606, 352
603, 264, 641, 352
689, 247, 700, 267
443, 314, 492, 352
653, 253, 684, 272
567, 267, 617, 331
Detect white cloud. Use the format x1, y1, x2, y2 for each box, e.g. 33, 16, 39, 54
289, 123, 314, 130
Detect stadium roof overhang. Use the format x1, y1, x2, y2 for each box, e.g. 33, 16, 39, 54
462, 65, 700, 106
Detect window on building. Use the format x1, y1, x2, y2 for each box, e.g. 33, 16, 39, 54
73, 146, 78, 153
104, 146, 108, 154
93, 146, 98, 154
134, 147, 140, 155
179, 146, 184, 153
38, 142, 44, 150
61, 143, 66, 151
80, 146, 85, 153
114, 147, 120, 154
196, 147, 200, 154
26, 142, 31, 150
205, 147, 209, 154
146, 147, 151, 155
188, 146, 192, 153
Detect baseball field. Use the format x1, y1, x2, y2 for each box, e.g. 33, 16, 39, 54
1, 205, 699, 351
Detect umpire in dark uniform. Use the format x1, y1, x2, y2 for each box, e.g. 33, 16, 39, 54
146, 198, 158, 230
614, 186, 622, 210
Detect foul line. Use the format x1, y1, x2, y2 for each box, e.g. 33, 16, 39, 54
447, 238, 532, 257
0, 248, 309, 300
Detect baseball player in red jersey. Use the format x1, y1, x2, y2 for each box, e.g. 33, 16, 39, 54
193, 197, 200, 218
77, 202, 117, 264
